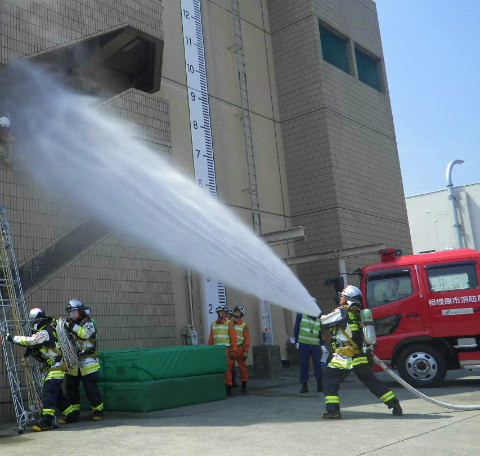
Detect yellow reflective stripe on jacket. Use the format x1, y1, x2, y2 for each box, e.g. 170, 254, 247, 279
212, 322, 231, 346
328, 356, 369, 369
348, 324, 359, 331
380, 391, 396, 403
80, 362, 100, 376
45, 369, 65, 381
234, 322, 246, 344
75, 325, 87, 339
298, 315, 321, 345
325, 396, 340, 404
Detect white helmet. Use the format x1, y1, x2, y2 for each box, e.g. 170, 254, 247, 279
340, 285, 362, 306
28, 307, 48, 330
0, 117, 10, 129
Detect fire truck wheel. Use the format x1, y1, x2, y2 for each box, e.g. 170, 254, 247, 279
397, 344, 447, 388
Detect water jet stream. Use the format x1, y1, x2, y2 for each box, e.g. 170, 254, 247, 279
1, 62, 319, 316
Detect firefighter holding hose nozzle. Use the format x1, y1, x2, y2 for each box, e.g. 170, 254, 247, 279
320, 285, 403, 419
0, 116, 11, 163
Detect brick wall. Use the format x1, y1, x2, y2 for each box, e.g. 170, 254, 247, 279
0, 1, 173, 420
267, 0, 411, 302
0, 0, 163, 63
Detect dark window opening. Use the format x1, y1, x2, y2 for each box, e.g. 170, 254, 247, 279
366, 269, 413, 308
319, 24, 349, 74
355, 48, 381, 91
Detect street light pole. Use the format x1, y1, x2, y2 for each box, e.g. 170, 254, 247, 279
446, 159, 464, 249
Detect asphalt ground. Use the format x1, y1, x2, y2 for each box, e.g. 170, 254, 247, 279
1, 368, 480, 456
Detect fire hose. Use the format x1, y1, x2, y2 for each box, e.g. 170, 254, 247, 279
373, 354, 480, 411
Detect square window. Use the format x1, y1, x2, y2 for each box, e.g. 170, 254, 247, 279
355, 48, 382, 91
319, 24, 349, 74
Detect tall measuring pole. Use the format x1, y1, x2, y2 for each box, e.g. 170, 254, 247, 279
446, 159, 464, 249
181, 0, 227, 340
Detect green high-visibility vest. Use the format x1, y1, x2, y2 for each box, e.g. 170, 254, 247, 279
212, 321, 231, 346
234, 322, 246, 345
298, 315, 321, 345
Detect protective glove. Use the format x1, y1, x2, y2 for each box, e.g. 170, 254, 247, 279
229, 350, 237, 361
243, 352, 248, 360
6, 333, 13, 342
295, 343, 299, 350
64, 320, 73, 332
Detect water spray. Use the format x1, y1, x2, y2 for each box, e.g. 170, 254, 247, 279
0, 61, 318, 316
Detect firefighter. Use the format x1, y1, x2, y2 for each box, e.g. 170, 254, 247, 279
320, 285, 403, 419
5, 308, 75, 431
293, 300, 323, 393
225, 306, 239, 387
207, 304, 238, 396
63, 299, 104, 422
232, 306, 250, 393
0, 116, 11, 163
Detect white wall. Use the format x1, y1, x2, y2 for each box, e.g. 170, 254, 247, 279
406, 183, 480, 253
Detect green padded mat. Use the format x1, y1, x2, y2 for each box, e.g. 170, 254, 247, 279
103, 373, 226, 412
99, 345, 227, 382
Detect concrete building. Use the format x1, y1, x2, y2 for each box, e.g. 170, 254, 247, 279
0, 0, 411, 417
406, 182, 480, 254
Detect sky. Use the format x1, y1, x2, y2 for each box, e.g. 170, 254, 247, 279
375, 0, 480, 196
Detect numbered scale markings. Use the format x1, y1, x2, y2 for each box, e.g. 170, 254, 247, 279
181, 0, 227, 335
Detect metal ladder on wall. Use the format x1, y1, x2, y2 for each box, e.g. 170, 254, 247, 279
230, 0, 262, 235
230, 2, 276, 341
0, 206, 42, 433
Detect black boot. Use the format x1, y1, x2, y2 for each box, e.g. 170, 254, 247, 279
226, 386, 233, 397
300, 383, 308, 393
93, 410, 103, 421
322, 410, 342, 419
317, 380, 323, 392
32, 415, 56, 432
387, 398, 403, 416
241, 381, 247, 394
58, 411, 79, 424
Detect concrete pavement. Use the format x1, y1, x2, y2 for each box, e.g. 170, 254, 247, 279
1, 368, 480, 456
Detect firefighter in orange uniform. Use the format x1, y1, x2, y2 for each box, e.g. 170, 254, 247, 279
207, 305, 238, 396
232, 306, 250, 393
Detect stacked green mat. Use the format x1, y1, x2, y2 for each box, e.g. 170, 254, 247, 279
79, 345, 227, 412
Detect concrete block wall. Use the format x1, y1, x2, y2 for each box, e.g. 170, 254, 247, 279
267, 0, 411, 304
0, 0, 163, 63
0, 1, 174, 419
100, 89, 171, 149
26, 232, 176, 351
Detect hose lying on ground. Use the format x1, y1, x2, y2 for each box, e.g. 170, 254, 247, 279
373, 354, 480, 411
56, 318, 78, 371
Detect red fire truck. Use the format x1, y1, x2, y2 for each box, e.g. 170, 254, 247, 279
361, 248, 480, 387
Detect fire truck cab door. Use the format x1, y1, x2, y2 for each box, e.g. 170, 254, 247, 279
365, 268, 425, 338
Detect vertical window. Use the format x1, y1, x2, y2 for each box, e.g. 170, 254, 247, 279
319, 24, 349, 74
355, 48, 382, 91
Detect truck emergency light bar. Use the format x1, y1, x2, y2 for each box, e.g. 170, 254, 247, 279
379, 248, 403, 262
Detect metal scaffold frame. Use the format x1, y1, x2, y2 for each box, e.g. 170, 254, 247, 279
0, 206, 42, 433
